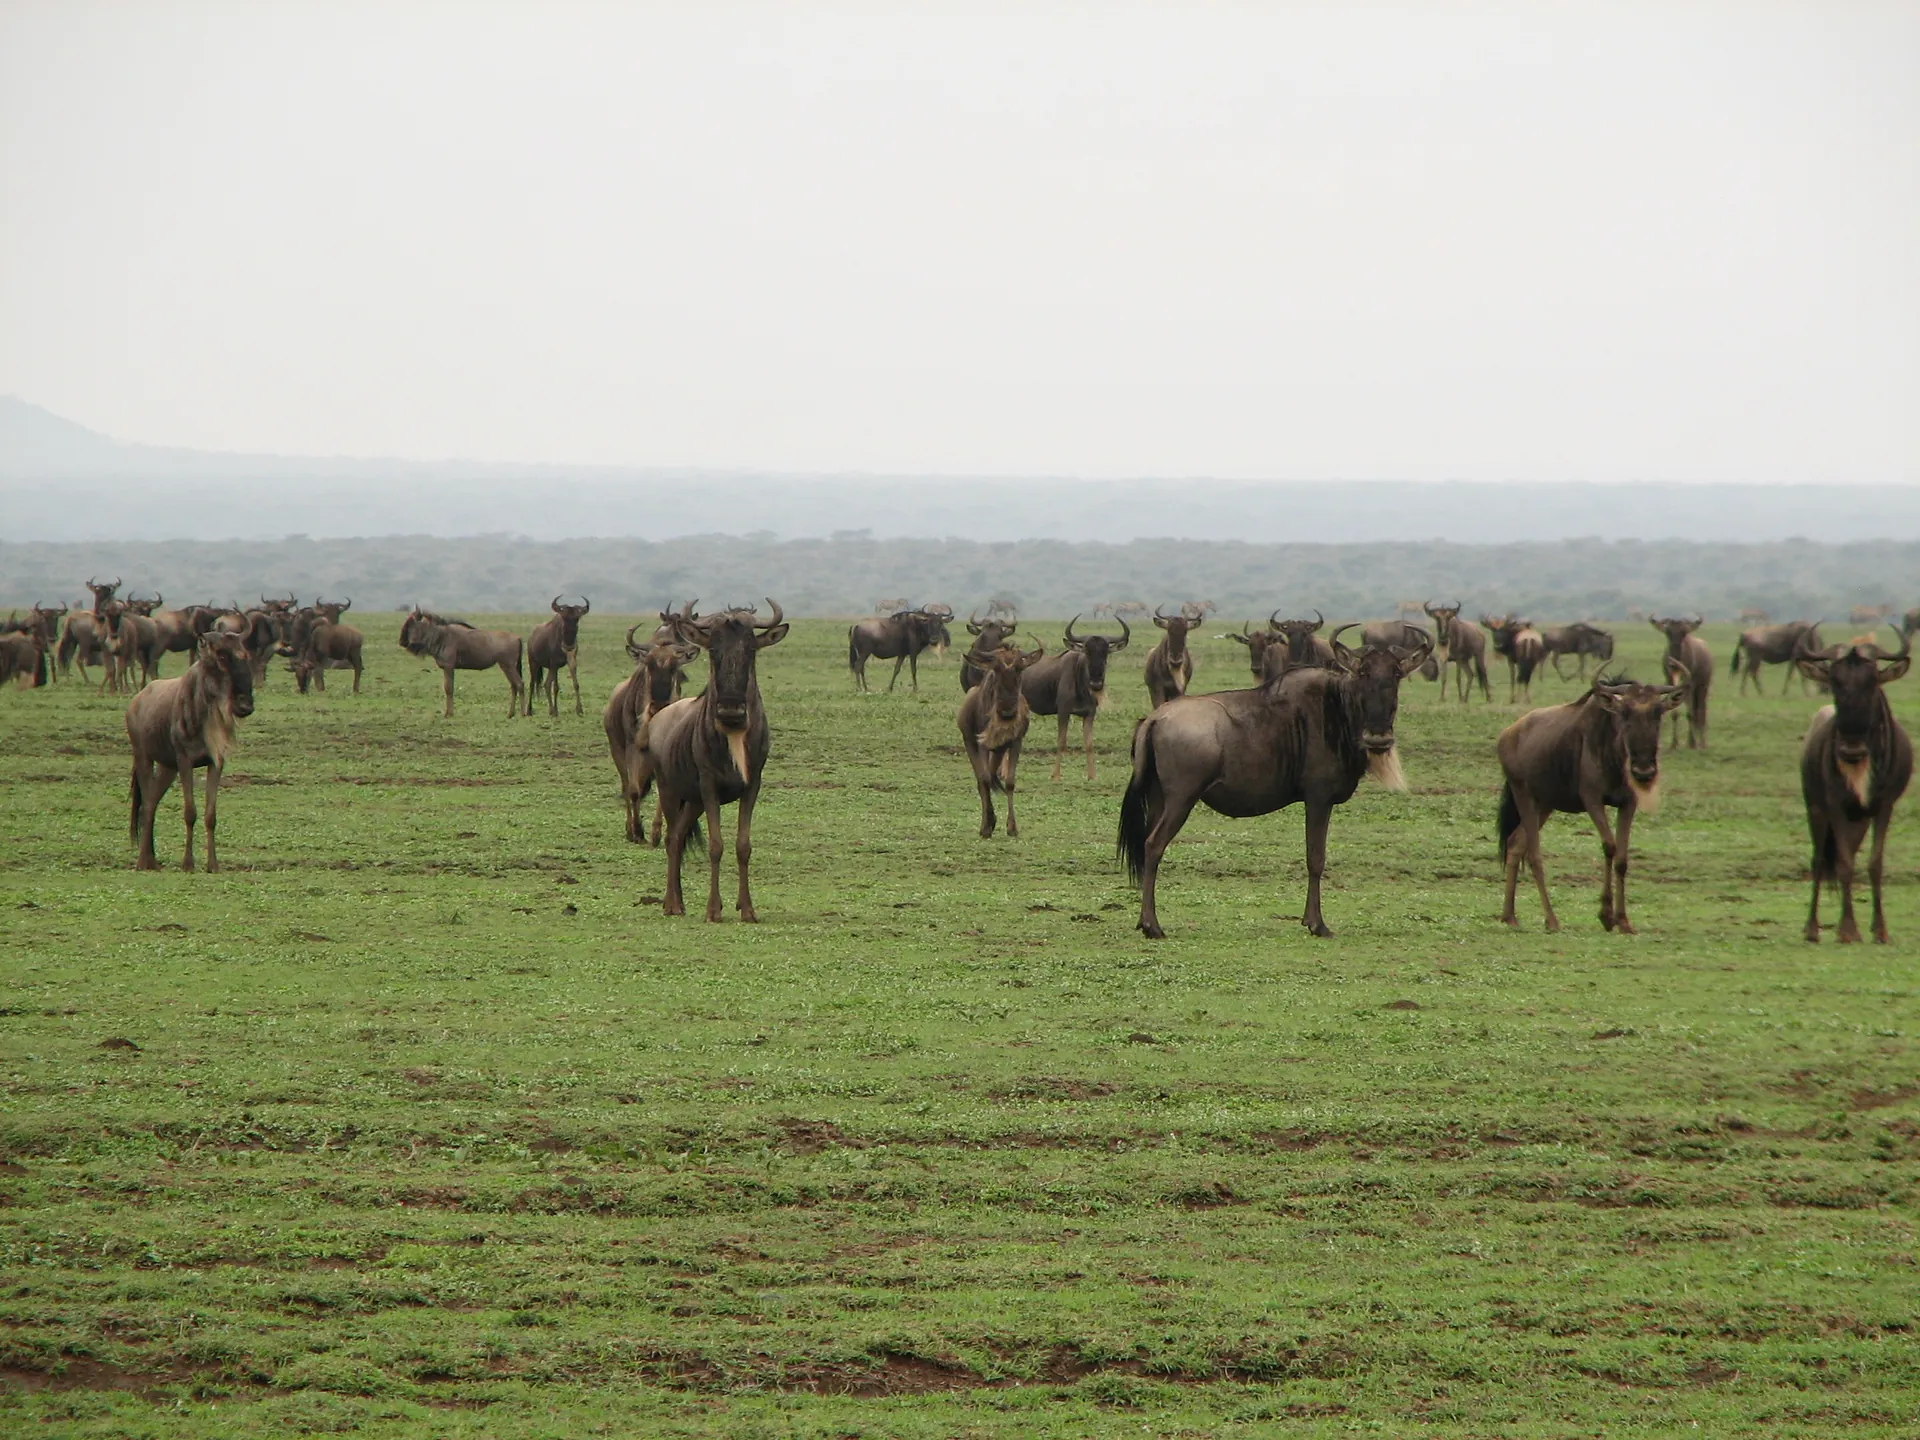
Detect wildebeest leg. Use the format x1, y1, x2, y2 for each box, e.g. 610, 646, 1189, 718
1002, 743, 1021, 838
1502, 823, 1525, 928
970, 744, 997, 838
351, 658, 362, 695
1136, 788, 1198, 941
650, 795, 665, 847
908, 651, 919, 692
662, 798, 697, 916
1835, 820, 1863, 944
735, 781, 761, 922
134, 760, 173, 871
1081, 714, 1097, 780
568, 651, 582, 715
204, 759, 223, 872
701, 783, 727, 922
314, 666, 326, 693
1584, 801, 1620, 930
441, 665, 455, 718
1609, 803, 1637, 934
504, 660, 525, 718
1868, 809, 1892, 943
887, 655, 906, 692
1804, 815, 1827, 942
1300, 801, 1334, 937
178, 764, 198, 873
1052, 714, 1069, 780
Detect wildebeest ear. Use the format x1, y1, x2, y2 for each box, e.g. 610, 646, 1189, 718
754, 623, 790, 649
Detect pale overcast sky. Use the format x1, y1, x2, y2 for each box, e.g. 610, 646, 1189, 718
1, 2, 1914, 480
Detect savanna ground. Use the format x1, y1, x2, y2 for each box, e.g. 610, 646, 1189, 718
0, 614, 1913, 1439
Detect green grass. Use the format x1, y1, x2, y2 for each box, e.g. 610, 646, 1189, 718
1, 616, 1914, 1438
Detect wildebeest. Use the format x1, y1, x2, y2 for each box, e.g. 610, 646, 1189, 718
102, 600, 163, 694
1143, 606, 1197, 708
958, 641, 1045, 837
1021, 614, 1128, 780
1423, 601, 1491, 701
57, 609, 111, 683
1482, 614, 1546, 704
849, 604, 953, 693
959, 610, 1019, 691
284, 607, 366, 695
1539, 622, 1615, 681
313, 597, 352, 624
1733, 620, 1821, 696
125, 631, 256, 871
9, 605, 66, 684
1224, 619, 1287, 683
398, 607, 526, 717
1797, 629, 1912, 943
1903, 607, 1920, 643
1271, 612, 1337, 675
605, 624, 699, 844
0, 629, 48, 687
1119, 625, 1431, 938
631, 599, 789, 920
528, 596, 591, 716
1649, 615, 1714, 749
1496, 674, 1688, 933
1850, 604, 1894, 627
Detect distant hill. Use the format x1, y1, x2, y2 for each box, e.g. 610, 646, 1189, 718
4, 395, 1918, 545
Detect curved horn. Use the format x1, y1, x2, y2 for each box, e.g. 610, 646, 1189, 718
1311, 608, 1324, 631
1064, 614, 1083, 647
1268, 607, 1286, 631
1110, 615, 1130, 649
1329, 621, 1361, 651
626, 623, 645, 651
753, 597, 783, 629
552, 595, 564, 613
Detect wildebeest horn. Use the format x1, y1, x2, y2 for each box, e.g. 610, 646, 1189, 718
1064, 614, 1084, 647
1310, 609, 1324, 631
1110, 615, 1129, 649
752, 598, 783, 628
1268, 608, 1285, 631
552, 595, 564, 613
1329, 621, 1360, 656
625, 623, 645, 651
578, 597, 590, 615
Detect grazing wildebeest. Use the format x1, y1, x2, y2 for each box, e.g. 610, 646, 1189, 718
605, 625, 699, 844
125, 631, 256, 871
398, 607, 526, 717
849, 604, 952, 693
1539, 622, 1615, 682
1021, 614, 1128, 780
959, 610, 1019, 691
1649, 615, 1715, 749
1796, 629, 1912, 944
1733, 620, 1821, 696
958, 641, 1046, 837
1483, 614, 1547, 704
1143, 606, 1197, 708
1496, 673, 1688, 934
1423, 601, 1491, 701
528, 596, 591, 716
1120, 625, 1432, 938
631, 599, 790, 921
284, 607, 366, 695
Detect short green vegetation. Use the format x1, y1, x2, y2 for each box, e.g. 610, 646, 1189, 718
1, 618, 1913, 1437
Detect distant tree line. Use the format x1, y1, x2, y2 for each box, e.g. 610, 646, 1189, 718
3, 534, 1916, 622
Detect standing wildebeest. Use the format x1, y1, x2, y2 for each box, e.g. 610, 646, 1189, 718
1649, 615, 1714, 749
1143, 606, 1197, 708
1423, 601, 1492, 702
125, 631, 255, 871
102, 600, 163, 694
58, 609, 110, 683
399, 607, 526, 717
528, 596, 591, 716
1733, 620, 1821, 696
1271, 612, 1337, 674
849, 604, 953, 693
605, 624, 699, 844
285, 607, 366, 695
959, 610, 1019, 691
1120, 625, 1432, 938
631, 600, 789, 921
1021, 614, 1128, 780
1496, 674, 1688, 934
1797, 629, 1912, 944
0, 629, 49, 687
1483, 614, 1547, 704
11, 604, 66, 684
1224, 619, 1287, 683
1539, 622, 1615, 681
958, 641, 1046, 837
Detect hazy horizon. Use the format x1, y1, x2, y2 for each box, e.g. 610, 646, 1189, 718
2, 3, 1915, 484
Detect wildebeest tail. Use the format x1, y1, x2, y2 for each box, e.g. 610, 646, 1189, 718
57, 630, 74, 674
1497, 781, 1521, 860
848, 627, 858, 673
1117, 719, 1155, 885
129, 770, 141, 842
1729, 635, 1744, 672
33, 645, 49, 687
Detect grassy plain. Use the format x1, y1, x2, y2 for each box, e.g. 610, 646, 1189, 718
1, 614, 1914, 1438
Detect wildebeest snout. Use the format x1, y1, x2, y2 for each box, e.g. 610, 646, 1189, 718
714, 703, 749, 731
1360, 730, 1395, 753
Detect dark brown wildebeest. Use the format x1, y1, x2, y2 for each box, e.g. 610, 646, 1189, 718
103, 600, 163, 694
1423, 601, 1492, 701
227, 608, 281, 683
1733, 620, 1821, 696
1021, 614, 1129, 780
1120, 625, 1432, 938
1482, 614, 1546, 704
1539, 621, 1615, 681
1224, 619, 1287, 683
1271, 611, 1337, 676
125, 631, 256, 871
1143, 605, 1197, 708
1496, 673, 1688, 933
528, 595, 591, 716
958, 641, 1046, 837
605, 625, 699, 844
399, 607, 526, 717
1796, 629, 1912, 944
284, 607, 366, 695
959, 610, 1019, 691
849, 604, 953, 693
631, 599, 789, 921
312, 597, 352, 624
0, 630, 49, 687
11, 604, 66, 684
58, 609, 110, 683
1649, 615, 1714, 749
133, 594, 202, 667
86, 577, 121, 620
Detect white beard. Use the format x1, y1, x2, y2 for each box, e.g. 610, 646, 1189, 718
1367, 746, 1407, 792
1627, 772, 1661, 815
1837, 753, 1872, 807
725, 728, 752, 783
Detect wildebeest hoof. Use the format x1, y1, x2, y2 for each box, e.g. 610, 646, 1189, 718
1545, 919, 1562, 934
1838, 926, 1862, 944
1599, 911, 1615, 931
1139, 921, 1165, 939
1305, 919, 1333, 938
1615, 919, 1636, 935
739, 908, 758, 924
1803, 924, 1821, 943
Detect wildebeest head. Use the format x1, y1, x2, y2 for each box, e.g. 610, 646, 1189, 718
969, 640, 1044, 728
87, 577, 121, 618
1152, 605, 1195, 654
1272, 610, 1326, 663
1329, 624, 1434, 774
550, 595, 590, 648
1592, 674, 1688, 800
127, 592, 161, 617
29, 603, 67, 645
1797, 628, 1910, 773
314, 597, 352, 624
1225, 622, 1282, 675
1063, 613, 1128, 690
1422, 599, 1462, 641
1649, 614, 1703, 649
687, 598, 788, 736
916, 603, 954, 655
399, 606, 431, 653
199, 631, 256, 719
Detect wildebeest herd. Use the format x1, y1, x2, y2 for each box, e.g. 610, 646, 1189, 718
5, 584, 1914, 948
